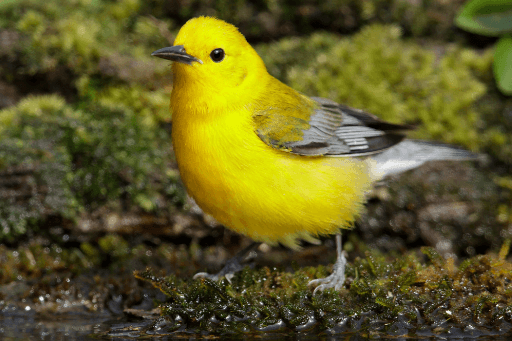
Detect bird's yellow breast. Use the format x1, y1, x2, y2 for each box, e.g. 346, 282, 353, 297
171, 103, 374, 249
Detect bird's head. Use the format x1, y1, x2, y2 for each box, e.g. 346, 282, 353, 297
153, 17, 267, 109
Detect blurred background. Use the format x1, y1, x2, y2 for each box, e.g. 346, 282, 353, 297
0, 0, 511, 336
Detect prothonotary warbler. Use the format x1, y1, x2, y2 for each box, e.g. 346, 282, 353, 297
152, 16, 477, 293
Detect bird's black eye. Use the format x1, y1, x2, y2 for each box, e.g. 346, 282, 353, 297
210, 48, 225, 62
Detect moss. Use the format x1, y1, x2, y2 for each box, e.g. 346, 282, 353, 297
133, 0, 472, 41
86, 82, 171, 124
0, 94, 182, 242
133, 243, 511, 337
98, 234, 130, 260
0, 0, 167, 73
0, 0, 172, 111
0, 233, 204, 285
0, 242, 89, 283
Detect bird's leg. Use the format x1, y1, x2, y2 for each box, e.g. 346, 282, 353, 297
193, 242, 260, 282
308, 233, 347, 294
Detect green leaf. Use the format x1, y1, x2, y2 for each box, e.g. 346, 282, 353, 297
494, 35, 512, 95
456, 0, 512, 36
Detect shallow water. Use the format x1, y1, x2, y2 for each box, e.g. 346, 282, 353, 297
0, 315, 110, 340
2, 314, 511, 340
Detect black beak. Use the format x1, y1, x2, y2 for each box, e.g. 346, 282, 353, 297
151, 45, 203, 65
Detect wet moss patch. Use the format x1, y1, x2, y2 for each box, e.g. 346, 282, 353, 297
133, 242, 512, 337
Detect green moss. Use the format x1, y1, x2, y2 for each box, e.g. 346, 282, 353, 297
0, 94, 183, 242
135, 244, 512, 336
79, 242, 101, 267
0, 242, 91, 282
98, 234, 130, 259
0, 0, 170, 93
91, 83, 171, 123
0, 235, 204, 285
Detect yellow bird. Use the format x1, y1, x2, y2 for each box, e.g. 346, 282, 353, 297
152, 17, 476, 293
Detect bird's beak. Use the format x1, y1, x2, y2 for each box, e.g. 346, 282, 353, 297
151, 45, 203, 65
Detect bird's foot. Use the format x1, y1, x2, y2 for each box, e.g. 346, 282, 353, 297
308, 251, 347, 295
193, 242, 259, 283
193, 256, 249, 282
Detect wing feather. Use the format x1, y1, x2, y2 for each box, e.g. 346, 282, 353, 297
253, 95, 412, 157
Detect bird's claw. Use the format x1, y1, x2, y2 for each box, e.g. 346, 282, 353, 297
309, 273, 345, 295
193, 271, 236, 283
193, 272, 220, 281
308, 252, 347, 295
193, 244, 259, 283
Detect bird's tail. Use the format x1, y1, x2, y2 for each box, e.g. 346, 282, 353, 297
370, 140, 480, 179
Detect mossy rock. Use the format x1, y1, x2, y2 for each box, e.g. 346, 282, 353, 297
0, 94, 183, 242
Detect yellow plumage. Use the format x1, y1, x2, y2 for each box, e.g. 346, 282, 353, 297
172, 105, 373, 248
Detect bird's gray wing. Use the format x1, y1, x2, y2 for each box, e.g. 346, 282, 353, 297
254, 96, 412, 157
